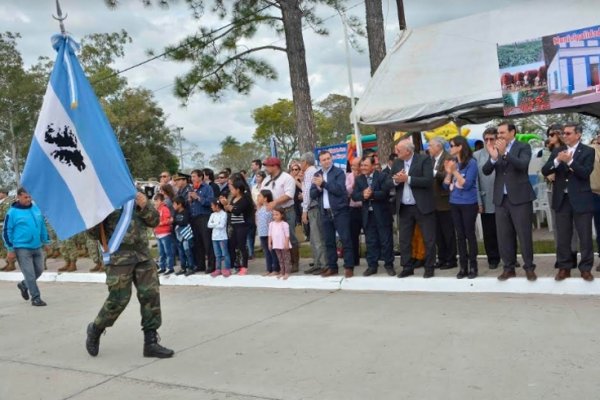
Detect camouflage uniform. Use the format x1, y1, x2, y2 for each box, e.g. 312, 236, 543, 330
61, 237, 79, 263
88, 200, 161, 331
86, 238, 102, 265
0, 197, 11, 260
0, 196, 15, 268
46, 223, 61, 257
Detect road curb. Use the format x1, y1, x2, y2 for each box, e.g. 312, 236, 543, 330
1, 272, 599, 296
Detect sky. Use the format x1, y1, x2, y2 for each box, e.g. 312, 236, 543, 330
1, 0, 523, 158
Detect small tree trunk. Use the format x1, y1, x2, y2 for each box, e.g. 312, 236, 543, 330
365, 0, 394, 164
279, 0, 316, 154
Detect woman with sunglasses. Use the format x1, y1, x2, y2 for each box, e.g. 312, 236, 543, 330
444, 136, 479, 279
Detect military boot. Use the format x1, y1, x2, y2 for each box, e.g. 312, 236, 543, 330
89, 263, 105, 272
4, 259, 16, 272
58, 262, 70, 272
66, 261, 77, 272
85, 322, 105, 357
143, 330, 174, 358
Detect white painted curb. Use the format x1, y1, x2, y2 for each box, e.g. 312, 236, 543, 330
1, 272, 600, 295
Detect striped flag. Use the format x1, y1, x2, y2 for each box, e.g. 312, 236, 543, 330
21, 34, 136, 240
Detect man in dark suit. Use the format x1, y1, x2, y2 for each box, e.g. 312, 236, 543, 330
428, 137, 457, 269
352, 155, 395, 276
391, 139, 437, 278
482, 121, 536, 281
541, 123, 595, 281
310, 151, 354, 278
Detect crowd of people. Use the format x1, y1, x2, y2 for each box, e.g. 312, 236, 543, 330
130, 120, 600, 282
2, 120, 600, 287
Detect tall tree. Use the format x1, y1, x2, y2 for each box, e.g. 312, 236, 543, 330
364, 1, 393, 163
210, 140, 265, 172
104, 0, 358, 154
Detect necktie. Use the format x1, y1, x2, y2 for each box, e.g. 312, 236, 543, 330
367, 176, 373, 188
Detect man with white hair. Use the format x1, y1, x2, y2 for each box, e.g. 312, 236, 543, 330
300, 152, 326, 274
391, 138, 437, 278
428, 137, 457, 270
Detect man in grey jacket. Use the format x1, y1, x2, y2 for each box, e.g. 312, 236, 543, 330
473, 127, 501, 270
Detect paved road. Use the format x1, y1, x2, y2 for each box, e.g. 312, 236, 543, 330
1, 282, 599, 400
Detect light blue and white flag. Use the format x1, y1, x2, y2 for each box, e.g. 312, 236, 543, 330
21, 34, 136, 241
269, 135, 278, 157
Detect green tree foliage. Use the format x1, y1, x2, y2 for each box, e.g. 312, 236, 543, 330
252, 99, 298, 167
210, 137, 266, 173
0, 32, 47, 188
104, 87, 179, 179
316, 93, 367, 145
0, 31, 178, 186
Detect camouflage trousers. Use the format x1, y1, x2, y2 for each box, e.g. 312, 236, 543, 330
61, 238, 79, 263
94, 259, 162, 331
0, 238, 6, 260
87, 239, 102, 264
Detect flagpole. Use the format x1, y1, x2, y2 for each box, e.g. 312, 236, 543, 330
52, 0, 68, 34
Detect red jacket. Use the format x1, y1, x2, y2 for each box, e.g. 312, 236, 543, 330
154, 203, 172, 236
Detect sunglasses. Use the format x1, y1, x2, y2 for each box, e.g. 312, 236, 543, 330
484, 138, 495, 142
449, 143, 460, 147
562, 131, 575, 136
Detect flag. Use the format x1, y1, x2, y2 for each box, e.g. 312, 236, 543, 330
269, 135, 278, 157
21, 34, 136, 240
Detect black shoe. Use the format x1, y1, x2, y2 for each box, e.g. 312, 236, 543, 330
384, 266, 397, 276
304, 266, 321, 275
423, 268, 434, 278
363, 268, 378, 277
394, 250, 402, 256
175, 269, 186, 276
163, 270, 174, 276
31, 298, 47, 307
468, 268, 478, 279
157, 269, 166, 274
488, 263, 499, 270
143, 330, 174, 358
17, 281, 29, 301
439, 263, 457, 270
86, 322, 104, 357
184, 269, 197, 276
398, 269, 414, 278
456, 268, 468, 279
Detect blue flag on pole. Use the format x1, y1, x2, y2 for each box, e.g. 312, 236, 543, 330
269, 135, 278, 157
21, 34, 136, 240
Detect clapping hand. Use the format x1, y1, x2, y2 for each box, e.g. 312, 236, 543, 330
556, 150, 572, 164
363, 187, 373, 200
486, 140, 499, 161
394, 169, 408, 183
444, 159, 457, 174
313, 175, 323, 187
495, 138, 507, 156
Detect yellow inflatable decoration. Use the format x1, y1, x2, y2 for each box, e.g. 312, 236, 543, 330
394, 122, 471, 142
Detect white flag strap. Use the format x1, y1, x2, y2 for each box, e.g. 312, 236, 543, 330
102, 199, 135, 265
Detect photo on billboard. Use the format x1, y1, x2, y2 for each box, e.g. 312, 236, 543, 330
498, 38, 550, 116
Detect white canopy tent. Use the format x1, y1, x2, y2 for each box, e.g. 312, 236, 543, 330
355, 0, 600, 131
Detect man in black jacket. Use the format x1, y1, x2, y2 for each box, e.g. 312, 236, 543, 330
310, 151, 354, 278
352, 155, 395, 276
541, 123, 595, 281
391, 139, 437, 278
482, 121, 536, 281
